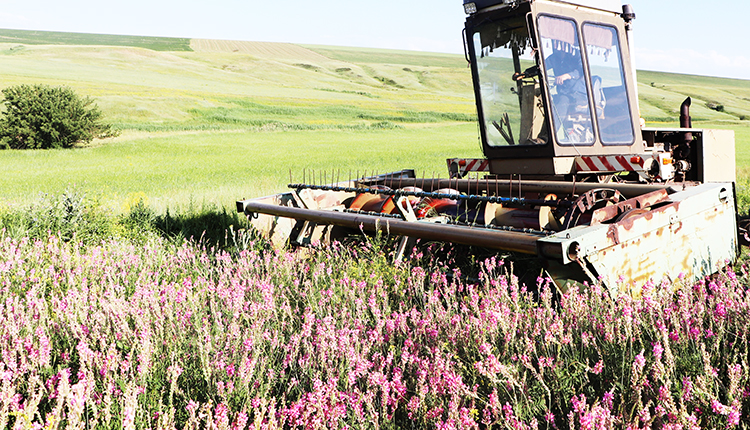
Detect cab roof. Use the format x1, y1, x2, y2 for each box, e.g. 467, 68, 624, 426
464, 0, 623, 15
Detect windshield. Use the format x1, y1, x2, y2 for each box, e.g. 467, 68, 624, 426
538, 15, 595, 146
471, 17, 548, 147
583, 23, 635, 145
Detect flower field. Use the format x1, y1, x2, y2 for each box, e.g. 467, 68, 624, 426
1, 27, 750, 429
0, 223, 748, 429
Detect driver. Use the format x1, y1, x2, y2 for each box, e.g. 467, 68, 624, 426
545, 48, 589, 128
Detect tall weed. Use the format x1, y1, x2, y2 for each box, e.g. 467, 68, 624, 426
0, 189, 114, 244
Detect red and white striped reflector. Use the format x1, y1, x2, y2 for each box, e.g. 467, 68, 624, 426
575, 155, 646, 173
447, 158, 490, 176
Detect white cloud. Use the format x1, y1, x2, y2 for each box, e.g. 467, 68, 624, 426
0, 11, 38, 29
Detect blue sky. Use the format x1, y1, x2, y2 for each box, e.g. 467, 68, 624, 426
0, 0, 748, 80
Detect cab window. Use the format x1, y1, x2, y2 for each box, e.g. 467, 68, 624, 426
471, 16, 548, 147
582, 23, 635, 145
538, 15, 594, 146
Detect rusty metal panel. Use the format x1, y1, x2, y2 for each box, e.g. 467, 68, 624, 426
238, 186, 357, 248
539, 183, 737, 295
700, 129, 736, 183
589, 189, 670, 224
239, 193, 301, 248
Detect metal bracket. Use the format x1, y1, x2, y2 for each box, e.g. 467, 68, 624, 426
719, 187, 729, 203
396, 196, 418, 222
293, 189, 315, 210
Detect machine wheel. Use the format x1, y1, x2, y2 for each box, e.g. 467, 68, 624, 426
739, 217, 750, 247
614, 208, 649, 222
561, 188, 624, 230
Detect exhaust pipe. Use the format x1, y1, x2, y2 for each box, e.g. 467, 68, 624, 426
680, 97, 693, 149
680, 97, 692, 129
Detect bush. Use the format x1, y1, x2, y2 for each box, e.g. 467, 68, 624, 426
706, 102, 725, 112
0, 84, 118, 149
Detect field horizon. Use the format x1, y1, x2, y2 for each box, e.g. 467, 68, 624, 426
0, 28, 749, 213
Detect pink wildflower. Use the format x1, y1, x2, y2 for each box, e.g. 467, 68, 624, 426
214, 402, 230, 429
728, 407, 741, 426
539, 356, 555, 369
715, 301, 727, 319
682, 377, 693, 402
632, 350, 646, 376
232, 411, 249, 430
711, 399, 729, 415
545, 410, 555, 423
167, 364, 183, 382
652, 342, 664, 361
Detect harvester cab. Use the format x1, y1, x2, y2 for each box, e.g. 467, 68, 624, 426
461, 0, 641, 177
237, 0, 745, 295
455, 0, 733, 185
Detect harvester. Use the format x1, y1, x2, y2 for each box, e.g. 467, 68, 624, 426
237, 0, 746, 294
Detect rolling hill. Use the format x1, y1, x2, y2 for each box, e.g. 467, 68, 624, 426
2, 28, 749, 126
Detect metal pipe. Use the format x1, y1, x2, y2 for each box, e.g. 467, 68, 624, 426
376, 178, 672, 199
680, 97, 693, 129
241, 200, 542, 255
289, 183, 572, 208
622, 4, 640, 122
680, 97, 693, 147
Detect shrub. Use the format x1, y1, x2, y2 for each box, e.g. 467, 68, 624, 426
706, 102, 725, 112
0, 191, 254, 251
0, 84, 118, 149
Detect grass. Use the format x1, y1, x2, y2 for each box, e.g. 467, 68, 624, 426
0, 188, 251, 252
0, 125, 482, 213
303, 44, 469, 68
637, 70, 750, 123
0, 30, 481, 213
0, 28, 191, 51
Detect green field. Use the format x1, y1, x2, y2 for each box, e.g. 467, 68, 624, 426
0, 28, 191, 51
0, 29, 749, 213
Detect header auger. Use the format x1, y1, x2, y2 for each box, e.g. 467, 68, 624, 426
238, 0, 744, 295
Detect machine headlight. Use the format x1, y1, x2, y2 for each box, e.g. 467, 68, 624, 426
464, 2, 477, 14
